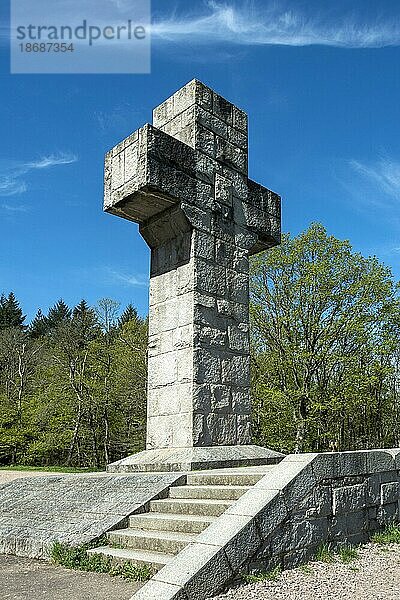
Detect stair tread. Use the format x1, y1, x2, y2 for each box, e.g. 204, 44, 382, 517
88, 546, 174, 563
109, 528, 197, 542
152, 498, 233, 505
192, 465, 276, 475
131, 512, 216, 523
181, 485, 250, 491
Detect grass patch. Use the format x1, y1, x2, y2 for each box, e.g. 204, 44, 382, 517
0, 465, 101, 473
111, 562, 154, 581
315, 543, 335, 563
51, 539, 154, 582
299, 564, 313, 574
338, 545, 359, 564
243, 566, 281, 583
372, 524, 400, 545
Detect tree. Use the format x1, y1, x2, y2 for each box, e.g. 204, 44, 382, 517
118, 303, 139, 327
29, 309, 48, 339
0, 292, 26, 330
46, 299, 72, 330
0, 295, 149, 468
72, 300, 99, 346
250, 223, 400, 453
0, 327, 43, 462
95, 298, 120, 334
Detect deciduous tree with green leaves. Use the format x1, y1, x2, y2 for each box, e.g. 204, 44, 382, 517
250, 223, 400, 453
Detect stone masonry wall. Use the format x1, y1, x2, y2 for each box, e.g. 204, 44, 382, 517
133, 449, 400, 600
247, 452, 400, 574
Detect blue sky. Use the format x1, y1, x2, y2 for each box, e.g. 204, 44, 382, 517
1, 0, 400, 321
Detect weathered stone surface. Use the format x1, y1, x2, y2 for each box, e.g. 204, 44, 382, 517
131, 579, 187, 600
154, 542, 232, 600
254, 456, 318, 508
0, 473, 182, 558
332, 483, 367, 515
129, 449, 400, 600
108, 446, 283, 473
196, 513, 262, 571
104, 79, 281, 457
381, 481, 400, 505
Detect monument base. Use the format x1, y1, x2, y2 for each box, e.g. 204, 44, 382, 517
106, 445, 284, 473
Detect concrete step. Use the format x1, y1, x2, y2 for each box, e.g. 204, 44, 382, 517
87, 546, 173, 571
149, 498, 233, 517
108, 528, 196, 555
129, 512, 216, 534
186, 470, 271, 487
169, 484, 250, 501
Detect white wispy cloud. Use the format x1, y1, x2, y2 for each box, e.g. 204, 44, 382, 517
106, 268, 148, 287
152, 1, 400, 48
1, 203, 28, 212
350, 157, 400, 199
3, 1, 399, 50
0, 152, 78, 202
339, 155, 400, 231
0, 178, 27, 197
26, 154, 78, 169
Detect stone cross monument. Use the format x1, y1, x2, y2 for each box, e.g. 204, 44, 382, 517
105, 80, 282, 471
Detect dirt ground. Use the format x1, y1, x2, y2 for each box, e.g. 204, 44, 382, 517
0, 554, 142, 600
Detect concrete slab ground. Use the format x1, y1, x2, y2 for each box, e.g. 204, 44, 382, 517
0, 554, 142, 600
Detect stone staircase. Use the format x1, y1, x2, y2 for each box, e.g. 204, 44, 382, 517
88, 466, 273, 573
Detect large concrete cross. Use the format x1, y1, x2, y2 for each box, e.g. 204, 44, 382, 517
105, 80, 282, 471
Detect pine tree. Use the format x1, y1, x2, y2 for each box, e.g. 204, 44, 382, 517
0, 292, 26, 330
72, 299, 99, 344
46, 299, 72, 330
118, 304, 139, 327
29, 308, 49, 338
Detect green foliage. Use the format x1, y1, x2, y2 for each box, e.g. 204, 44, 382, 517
251, 223, 400, 453
46, 299, 72, 330
51, 539, 154, 581
1, 223, 400, 467
51, 539, 110, 573
299, 564, 313, 574
29, 309, 48, 339
338, 545, 359, 563
243, 566, 281, 583
315, 543, 335, 563
0, 465, 99, 472
0, 298, 147, 468
118, 304, 139, 327
0, 292, 25, 329
372, 523, 400, 544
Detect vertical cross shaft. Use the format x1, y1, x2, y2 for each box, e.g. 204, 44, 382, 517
104, 80, 282, 471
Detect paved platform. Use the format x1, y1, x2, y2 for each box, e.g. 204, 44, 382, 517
0, 472, 183, 558
0, 554, 142, 600
0, 470, 72, 484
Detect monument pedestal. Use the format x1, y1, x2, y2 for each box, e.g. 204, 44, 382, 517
107, 445, 284, 473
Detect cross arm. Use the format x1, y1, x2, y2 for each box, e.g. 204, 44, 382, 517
244, 179, 281, 254
103, 124, 201, 225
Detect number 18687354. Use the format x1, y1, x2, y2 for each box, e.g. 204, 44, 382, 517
19, 43, 75, 52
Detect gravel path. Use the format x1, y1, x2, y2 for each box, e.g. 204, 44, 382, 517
212, 544, 400, 600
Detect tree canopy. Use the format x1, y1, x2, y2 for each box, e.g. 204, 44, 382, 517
250, 223, 400, 453
0, 223, 399, 467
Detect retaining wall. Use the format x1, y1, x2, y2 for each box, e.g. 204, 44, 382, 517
133, 449, 400, 600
